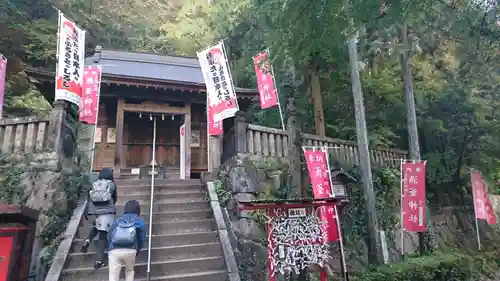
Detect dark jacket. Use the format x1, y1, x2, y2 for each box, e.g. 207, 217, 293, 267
108, 201, 146, 251
86, 168, 117, 216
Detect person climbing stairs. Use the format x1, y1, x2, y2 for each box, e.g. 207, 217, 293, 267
60, 178, 230, 281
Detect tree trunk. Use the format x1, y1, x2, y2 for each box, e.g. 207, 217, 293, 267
344, 0, 382, 264
310, 70, 325, 136
284, 63, 302, 197
400, 23, 435, 254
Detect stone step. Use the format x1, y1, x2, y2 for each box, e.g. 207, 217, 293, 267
114, 179, 201, 186
138, 270, 229, 281
114, 201, 211, 214
120, 168, 181, 173
118, 173, 182, 180
116, 173, 140, 180
65, 242, 223, 268
72, 231, 220, 252
77, 219, 216, 238
116, 184, 205, 194
116, 191, 207, 205
81, 210, 214, 227
62, 270, 228, 281
60, 256, 226, 280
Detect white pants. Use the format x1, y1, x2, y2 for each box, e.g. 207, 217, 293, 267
108, 248, 137, 281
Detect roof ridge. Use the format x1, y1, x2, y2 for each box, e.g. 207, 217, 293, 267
99, 48, 198, 60
100, 49, 200, 68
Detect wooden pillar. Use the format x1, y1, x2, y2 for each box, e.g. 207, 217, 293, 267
184, 104, 192, 179
114, 98, 125, 177
234, 111, 248, 154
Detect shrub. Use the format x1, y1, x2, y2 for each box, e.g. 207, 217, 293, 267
355, 253, 474, 281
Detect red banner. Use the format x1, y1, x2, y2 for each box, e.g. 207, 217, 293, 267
304, 150, 332, 199
0, 54, 6, 118
207, 95, 223, 136
318, 206, 339, 242
304, 149, 339, 242
79, 66, 101, 124
471, 171, 497, 225
401, 162, 427, 232
485, 198, 497, 225
253, 51, 279, 109
197, 42, 239, 122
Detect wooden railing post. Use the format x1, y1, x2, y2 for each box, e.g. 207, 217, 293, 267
234, 111, 248, 154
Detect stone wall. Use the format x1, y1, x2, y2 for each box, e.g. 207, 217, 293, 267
217, 153, 288, 281
0, 101, 94, 281
0, 149, 86, 281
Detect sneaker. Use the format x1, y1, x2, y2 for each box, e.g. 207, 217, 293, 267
80, 239, 90, 253
93, 260, 104, 270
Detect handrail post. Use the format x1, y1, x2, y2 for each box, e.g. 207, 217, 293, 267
147, 116, 157, 281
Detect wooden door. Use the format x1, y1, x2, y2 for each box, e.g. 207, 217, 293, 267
156, 116, 182, 168
0, 236, 13, 281
125, 114, 182, 168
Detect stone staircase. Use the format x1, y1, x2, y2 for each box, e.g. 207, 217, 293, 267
59, 178, 230, 281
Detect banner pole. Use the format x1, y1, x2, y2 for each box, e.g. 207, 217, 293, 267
266, 48, 286, 130
400, 159, 405, 260
206, 95, 212, 172
470, 169, 482, 250
0, 54, 7, 119
220, 40, 240, 112
323, 146, 348, 281
88, 65, 102, 172
475, 212, 482, 250
55, 11, 61, 98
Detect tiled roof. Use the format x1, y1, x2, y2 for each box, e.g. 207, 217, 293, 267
85, 48, 256, 93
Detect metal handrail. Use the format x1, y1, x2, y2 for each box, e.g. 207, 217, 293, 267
146, 117, 157, 281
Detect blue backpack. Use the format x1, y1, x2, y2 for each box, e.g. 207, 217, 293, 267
111, 218, 137, 247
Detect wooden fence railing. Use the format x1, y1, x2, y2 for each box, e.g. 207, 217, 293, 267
0, 116, 50, 154
244, 124, 407, 167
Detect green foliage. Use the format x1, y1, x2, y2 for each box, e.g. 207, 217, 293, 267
1, 0, 215, 116
332, 165, 400, 247
214, 179, 231, 206
353, 249, 500, 281
207, 0, 500, 209
250, 156, 286, 171
354, 253, 475, 281
0, 153, 37, 204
